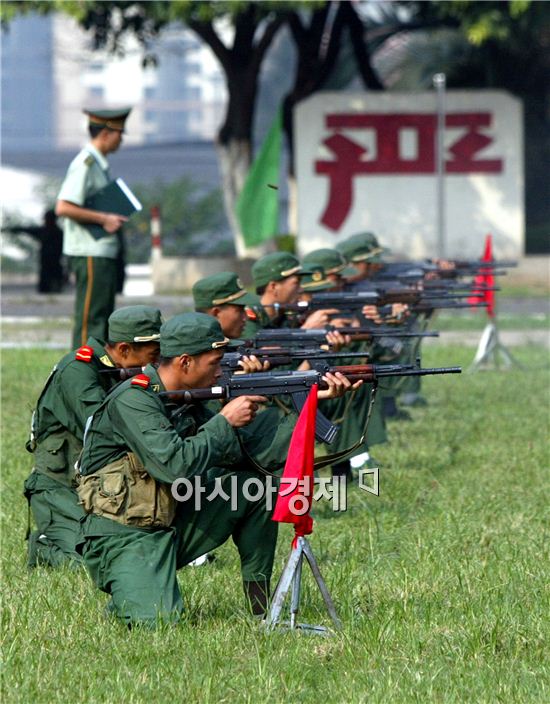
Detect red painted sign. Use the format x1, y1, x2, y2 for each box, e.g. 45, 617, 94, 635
315, 112, 504, 231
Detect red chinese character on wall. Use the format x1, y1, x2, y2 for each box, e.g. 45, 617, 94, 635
315, 112, 503, 231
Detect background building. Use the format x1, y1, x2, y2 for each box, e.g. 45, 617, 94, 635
1, 13, 226, 152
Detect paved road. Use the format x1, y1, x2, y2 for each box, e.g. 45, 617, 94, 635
2, 278, 548, 349
2, 279, 548, 317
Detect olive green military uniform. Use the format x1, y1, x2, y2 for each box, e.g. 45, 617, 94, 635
58, 109, 131, 348
300, 255, 387, 460
77, 314, 297, 627
337, 234, 414, 419
241, 252, 313, 339
24, 338, 116, 567
24, 306, 162, 568
241, 296, 278, 340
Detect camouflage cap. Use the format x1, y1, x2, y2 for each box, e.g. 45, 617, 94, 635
83, 107, 132, 132
302, 248, 357, 278
160, 312, 229, 357
108, 305, 162, 343
252, 252, 313, 288
192, 272, 258, 309
299, 264, 335, 292
337, 232, 389, 262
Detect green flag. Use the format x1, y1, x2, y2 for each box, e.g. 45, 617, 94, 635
236, 108, 282, 247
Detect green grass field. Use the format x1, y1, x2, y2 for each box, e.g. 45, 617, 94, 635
2, 345, 549, 703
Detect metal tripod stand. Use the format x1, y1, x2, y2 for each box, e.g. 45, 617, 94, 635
264, 536, 342, 635
469, 320, 523, 371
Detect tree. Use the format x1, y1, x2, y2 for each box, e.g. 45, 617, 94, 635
281, 2, 385, 230
129, 177, 227, 261
394, 1, 550, 253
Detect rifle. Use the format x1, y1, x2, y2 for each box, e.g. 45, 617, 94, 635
221, 348, 370, 372
159, 362, 461, 439
373, 260, 515, 282
99, 348, 371, 382
249, 327, 439, 349
266, 289, 487, 317
441, 259, 517, 270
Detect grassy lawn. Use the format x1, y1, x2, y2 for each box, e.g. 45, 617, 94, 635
431, 311, 549, 332
2, 345, 549, 703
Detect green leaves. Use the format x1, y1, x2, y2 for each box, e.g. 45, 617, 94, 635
127, 176, 229, 259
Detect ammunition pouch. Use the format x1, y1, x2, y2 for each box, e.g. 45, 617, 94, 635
76, 453, 176, 529
32, 430, 82, 488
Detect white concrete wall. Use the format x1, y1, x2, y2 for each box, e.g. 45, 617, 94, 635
152, 256, 255, 293
295, 91, 524, 260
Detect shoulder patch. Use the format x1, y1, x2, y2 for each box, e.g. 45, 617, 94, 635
84, 155, 95, 167
99, 354, 115, 368
245, 307, 258, 321
151, 384, 160, 393
131, 374, 150, 389
75, 346, 94, 363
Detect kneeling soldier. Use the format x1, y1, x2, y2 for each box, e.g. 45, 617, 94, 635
76, 312, 349, 626
24, 305, 162, 568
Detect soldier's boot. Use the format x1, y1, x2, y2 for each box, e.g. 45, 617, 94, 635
382, 395, 412, 421
27, 530, 82, 569
400, 392, 428, 407
243, 580, 270, 617
331, 460, 353, 483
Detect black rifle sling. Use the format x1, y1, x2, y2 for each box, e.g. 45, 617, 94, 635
312, 381, 379, 470
238, 383, 380, 474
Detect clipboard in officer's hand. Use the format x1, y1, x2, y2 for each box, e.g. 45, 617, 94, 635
84, 178, 142, 239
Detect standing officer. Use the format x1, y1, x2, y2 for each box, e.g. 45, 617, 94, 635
24, 305, 162, 568
56, 107, 132, 349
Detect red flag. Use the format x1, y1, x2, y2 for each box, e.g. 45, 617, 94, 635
468, 234, 495, 318
272, 384, 318, 547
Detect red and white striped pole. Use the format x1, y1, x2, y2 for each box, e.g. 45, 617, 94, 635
150, 205, 162, 261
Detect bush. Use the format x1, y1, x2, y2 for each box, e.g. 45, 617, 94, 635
127, 177, 233, 262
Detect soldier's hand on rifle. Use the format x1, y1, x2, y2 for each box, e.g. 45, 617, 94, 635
330, 317, 354, 328
235, 355, 270, 374
220, 395, 268, 427
301, 309, 340, 329
391, 303, 409, 321
318, 371, 362, 400
324, 330, 351, 351
361, 305, 383, 324
433, 258, 455, 270
102, 213, 128, 233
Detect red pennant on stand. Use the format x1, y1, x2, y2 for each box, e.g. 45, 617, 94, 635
272, 384, 318, 548
468, 234, 495, 318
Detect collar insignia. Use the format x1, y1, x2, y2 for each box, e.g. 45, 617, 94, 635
99, 354, 115, 367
